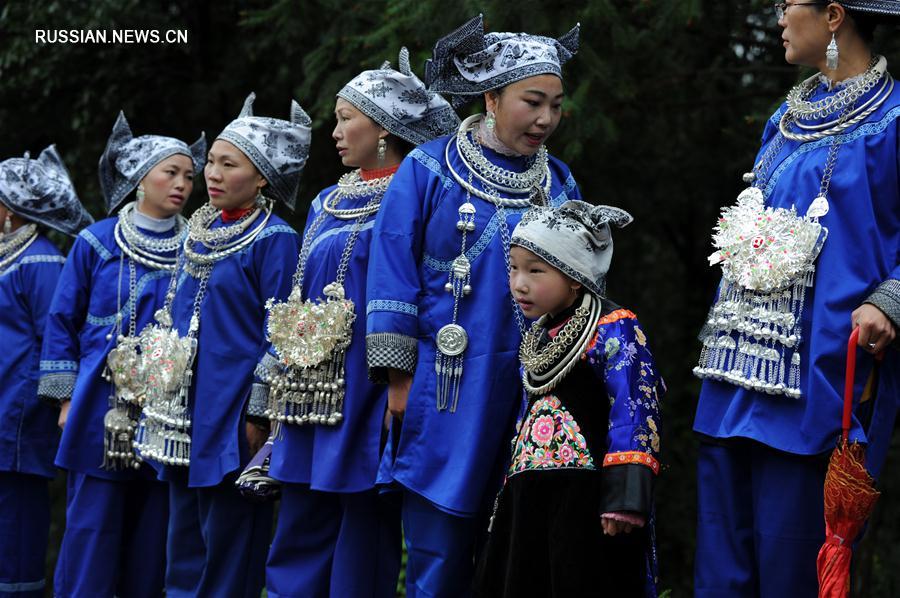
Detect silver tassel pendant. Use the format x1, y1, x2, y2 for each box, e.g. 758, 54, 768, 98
102, 405, 139, 470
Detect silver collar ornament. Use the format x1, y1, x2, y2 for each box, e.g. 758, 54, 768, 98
435, 114, 551, 412
520, 292, 601, 396
0, 223, 38, 272
262, 171, 391, 426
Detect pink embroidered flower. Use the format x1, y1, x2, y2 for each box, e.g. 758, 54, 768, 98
530, 415, 555, 447
557, 442, 576, 465
531, 448, 554, 467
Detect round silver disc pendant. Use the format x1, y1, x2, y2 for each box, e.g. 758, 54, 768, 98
436, 324, 468, 357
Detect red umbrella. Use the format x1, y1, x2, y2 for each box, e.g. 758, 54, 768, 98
817, 328, 882, 598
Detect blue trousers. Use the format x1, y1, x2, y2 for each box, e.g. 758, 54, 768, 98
0, 472, 49, 597
54, 471, 168, 598
402, 490, 482, 598
266, 484, 401, 598
166, 478, 272, 598
695, 440, 829, 598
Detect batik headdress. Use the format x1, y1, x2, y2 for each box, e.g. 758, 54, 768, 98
99, 111, 206, 214
511, 200, 632, 297
425, 14, 580, 107
0, 145, 93, 236
338, 47, 460, 145
216, 93, 313, 211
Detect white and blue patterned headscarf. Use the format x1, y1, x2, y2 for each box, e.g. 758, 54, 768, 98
836, 0, 900, 16
511, 201, 632, 297
338, 47, 460, 145
99, 111, 206, 214
0, 145, 93, 236
425, 15, 580, 108
216, 93, 312, 211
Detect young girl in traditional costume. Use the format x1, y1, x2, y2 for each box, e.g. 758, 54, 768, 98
475, 200, 664, 597
364, 16, 582, 594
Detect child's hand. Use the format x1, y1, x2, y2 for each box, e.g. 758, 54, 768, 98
601, 512, 645, 536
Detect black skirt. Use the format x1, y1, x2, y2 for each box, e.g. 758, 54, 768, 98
474, 469, 648, 598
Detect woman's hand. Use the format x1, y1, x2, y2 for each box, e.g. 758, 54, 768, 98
58, 399, 71, 429
245, 421, 269, 457
387, 368, 413, 421
852, 303, 896, 354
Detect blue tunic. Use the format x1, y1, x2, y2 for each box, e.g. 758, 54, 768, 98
694, 80, 900, 470
40, 218, 177, 480
365, 136, 581, 516
268, 185, 387, 492
170, 214, 299, 488
0, 234, 64, 478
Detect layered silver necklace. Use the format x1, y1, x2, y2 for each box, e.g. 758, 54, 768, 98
780, 55, 893, 142
262, 170, 391, 426
134, 200, 270, 466
103, 202, 185, 470
0, 223, 38, 272
436, 114, 551, 412
695, 57, 891, 399
520, 292, 601, 396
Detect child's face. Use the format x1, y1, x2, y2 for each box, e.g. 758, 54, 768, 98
509, 246, 581, 319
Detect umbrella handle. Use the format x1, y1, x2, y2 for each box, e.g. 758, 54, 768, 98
842, 329, 860, 444
843, 327, 887, 444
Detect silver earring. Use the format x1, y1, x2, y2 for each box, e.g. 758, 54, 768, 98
377, 138, 387, 163
136, 184, 145, 202
2, 214, 11, 235
485, 111, 496, 131
826, 33, 839, 71
255, 189, 265, 205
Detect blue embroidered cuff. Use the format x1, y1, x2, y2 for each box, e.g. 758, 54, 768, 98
254, 351, 283, 384
366, 332, 418, 383
247, 383, 269, 418
37, 372, 77, 404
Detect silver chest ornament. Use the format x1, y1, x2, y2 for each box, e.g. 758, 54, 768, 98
263, 282, 355, 425
694, 185, 829, 398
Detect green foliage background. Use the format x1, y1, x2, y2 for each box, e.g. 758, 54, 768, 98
1, 1, 898, 595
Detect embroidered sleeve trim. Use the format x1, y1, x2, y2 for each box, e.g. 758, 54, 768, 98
864, 278, 900, 332
366, 299, 419, 317
602, 451, 660, 475
247, 383, 269, 418
37, 372, 77, 402
40, 360, 78, 372
255, 352, 283, 380
366, 332, 418, 383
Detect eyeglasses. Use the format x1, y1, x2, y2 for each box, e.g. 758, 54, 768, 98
774, 2, 827, 20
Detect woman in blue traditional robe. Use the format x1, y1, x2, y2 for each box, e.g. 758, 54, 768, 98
258, 49, 459, 598
140, 93, 306, 598
0, 146, 91, 598
692, 3, 900, 595
39, 114, 204, 598
364, 16, 583, 595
